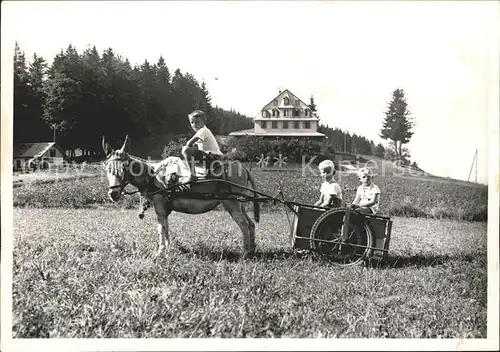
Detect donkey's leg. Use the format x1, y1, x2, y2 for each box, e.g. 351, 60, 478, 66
242, 204, 256, 245
137, 193, 150, 219
222, 200, 255, 257
153, 195, 170, 256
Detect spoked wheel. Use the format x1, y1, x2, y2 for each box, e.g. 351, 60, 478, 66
310, 208, 372, 267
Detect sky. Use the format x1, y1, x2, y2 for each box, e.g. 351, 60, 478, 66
3, 1, 499, 184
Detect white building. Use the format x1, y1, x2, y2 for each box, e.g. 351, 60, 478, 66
13, 142, 67, 171
229, 89, 326, 140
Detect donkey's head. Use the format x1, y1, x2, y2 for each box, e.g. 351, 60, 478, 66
102, 135, 132, 202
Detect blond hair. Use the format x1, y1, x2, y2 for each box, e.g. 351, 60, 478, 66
188, 110, 207, 122
358, 167, 375, 177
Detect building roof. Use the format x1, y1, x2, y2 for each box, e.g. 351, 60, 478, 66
256, 132, 326, 137
13, 142, 66, 158
229, 130, 326, 138
261, 89, 312, 113
228, 129, 255, 136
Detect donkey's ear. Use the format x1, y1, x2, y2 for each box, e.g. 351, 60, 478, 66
120, 134, 131, 153
102, 136, 113, 156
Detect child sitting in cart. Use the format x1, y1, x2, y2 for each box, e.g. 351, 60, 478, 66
314, 160, 343, 208
351, 167, 380, 214
182, 110, 223, 183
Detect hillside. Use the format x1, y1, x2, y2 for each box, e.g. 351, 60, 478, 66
335, 153, 484, 188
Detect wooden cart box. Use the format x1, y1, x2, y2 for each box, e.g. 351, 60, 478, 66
290, 205, 326, 249
365, 215, 392, 259
290, 205, 393, 260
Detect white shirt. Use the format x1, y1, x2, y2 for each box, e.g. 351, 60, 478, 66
194, 126, 222, 155
320, 181, 343, 201
356, 183, 381, 214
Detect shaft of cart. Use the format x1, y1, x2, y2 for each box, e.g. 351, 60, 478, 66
162, 178, 331, 212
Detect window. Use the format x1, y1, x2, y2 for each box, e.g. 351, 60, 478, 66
304, 121, 311, 129
295, 100, 300, 107
16, 159, 21, 169
272, 121, 278, 129
293, 109, 299, 117
274, 99, 278, 106
293, 121, 299, 129
49, 149, 56, 157
283, 110, 288, 117
283, 121, 288, 129
276, 110, 280, 117
305, 109, 309, 117
283, 97, 290, 105
261, 121, 267, 129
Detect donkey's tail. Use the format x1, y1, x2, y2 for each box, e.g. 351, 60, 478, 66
246, 168, 260, 223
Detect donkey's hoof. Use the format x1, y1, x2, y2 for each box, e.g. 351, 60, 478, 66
241, 250, 256, 260
154, 247, 168, 258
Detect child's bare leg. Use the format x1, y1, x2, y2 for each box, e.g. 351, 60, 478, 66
182, 147, 196, 174
182, 146, 200, 182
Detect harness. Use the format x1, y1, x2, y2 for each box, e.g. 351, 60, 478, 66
105, 153, 231, 202
105, 156, 156, 196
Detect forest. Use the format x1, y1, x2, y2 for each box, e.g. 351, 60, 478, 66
13, 42, 383, 159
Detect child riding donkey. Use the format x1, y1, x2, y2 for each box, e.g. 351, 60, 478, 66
182, 110, 223, 183
137, 110, 223, 218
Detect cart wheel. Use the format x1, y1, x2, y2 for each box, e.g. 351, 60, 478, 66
310, 208, 372, 267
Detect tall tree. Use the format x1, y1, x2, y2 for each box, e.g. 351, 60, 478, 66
26, 53, 52, 141
309, 95, 317, 113
199, 81, 217, 133
14, 42, 30, 142
42, 71, 81, 139
373, 143, 386, 158
379, 88, 415, 159
42, 45, 88, 151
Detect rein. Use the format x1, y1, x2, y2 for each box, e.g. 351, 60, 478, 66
105, 154, 153, 196
108, 184, 140, 195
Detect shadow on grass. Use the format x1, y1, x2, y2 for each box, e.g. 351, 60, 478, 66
175, 243, 297, 263
174, 242, 480, 269
370, 253, 477, 269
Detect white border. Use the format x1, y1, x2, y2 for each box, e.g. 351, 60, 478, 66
2, 1, 499, 351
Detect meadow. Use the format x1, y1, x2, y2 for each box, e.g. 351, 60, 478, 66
12, 209, 487, 338
13, 163, 488, 221
11, 164, 489, 338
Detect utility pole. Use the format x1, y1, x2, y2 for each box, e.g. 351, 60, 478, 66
475, 149, 478, 183
467, 148, 478, 183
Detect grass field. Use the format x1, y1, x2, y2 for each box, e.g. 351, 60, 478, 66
13, 164, 488, 221
13, 208, 487, 338
10, 162, 490, 338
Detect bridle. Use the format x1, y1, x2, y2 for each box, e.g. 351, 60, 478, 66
104, 155, 140, 196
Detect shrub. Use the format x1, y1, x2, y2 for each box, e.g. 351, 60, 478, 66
162, 137, 188, 159
226, 136, 340, 164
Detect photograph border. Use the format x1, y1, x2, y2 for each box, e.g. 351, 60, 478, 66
2, 1, 499, 351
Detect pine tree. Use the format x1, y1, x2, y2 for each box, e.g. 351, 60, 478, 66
26, 53, 52, 141
200, 81, 217, 133
309, 95, 317, 112
373, 143, 386, 158
14, 42, 30, 142
379, 88, 415, 159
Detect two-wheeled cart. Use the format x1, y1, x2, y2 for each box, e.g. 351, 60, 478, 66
149, 178, 393, 267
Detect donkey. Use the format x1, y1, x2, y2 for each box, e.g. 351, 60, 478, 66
102, 135, 260, 258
